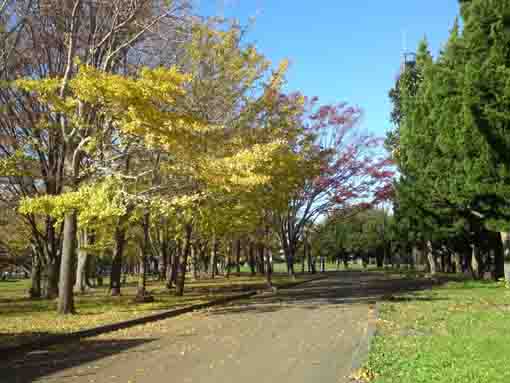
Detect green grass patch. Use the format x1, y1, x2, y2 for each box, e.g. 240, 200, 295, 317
364, 279, 510, 383
0, 272, 314, 348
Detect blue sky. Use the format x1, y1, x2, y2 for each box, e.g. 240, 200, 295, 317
197, 0, 460, 137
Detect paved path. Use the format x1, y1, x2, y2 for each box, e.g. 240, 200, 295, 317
0, 271, 435, 383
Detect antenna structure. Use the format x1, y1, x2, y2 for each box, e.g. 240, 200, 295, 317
400, 29, 416, 73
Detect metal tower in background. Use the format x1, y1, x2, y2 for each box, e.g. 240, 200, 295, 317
400, 30, 416, 74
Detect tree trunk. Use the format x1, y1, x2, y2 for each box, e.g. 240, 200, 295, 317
87, 254, 96, 288
248, 242, 256, 276
444, 253, 453, 273
29, 253, 42, 299
265, 246, 272, 287
166, 249, 176, 289
170, 252, 178, 287
384, 242, 392, 267
226, 241, 232, 279
160, 245, 168, 282
75, 230, 92, 294
286, 246, 296, 279
453, 252, 462, 274
422, 242, 431, 274
235, 239, 241, 275
210, 234, 217, 279
44, 258, 60, 299
257, 244, 265, 274
408, 246, 415, 270
74, 249, 89, 294
150, 256, 158, 277
426, 241, 437, 276
191, 245, 199, 280
494, 232, 505, 280
136, 245, 148, 298
58, 211, 78, 315
136, 211, 151, 300
376, 247, 384, 268
307, 242, 314, 273
413, 244, 426, 271
394, 249, 401, 269
110, 225, 125, 296
199, 246, 207, 277
39, 217, 60, 300
471, 243, 483, 280
343, 255, 349, 269
176, 225, 192, 297
437, 253, 444, 273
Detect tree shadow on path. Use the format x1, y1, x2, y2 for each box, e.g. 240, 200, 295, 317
0, 338, 156, 383
209, 271, 448, 316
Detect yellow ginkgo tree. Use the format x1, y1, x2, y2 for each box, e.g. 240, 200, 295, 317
17, 63, 201, 313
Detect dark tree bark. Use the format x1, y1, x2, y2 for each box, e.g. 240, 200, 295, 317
384, 242, 393, 268
170, 251, 178, 287
306, 242, 314, 274
160, 246, 168, 282
393, 247, 401, 269
444, 252, 453, 273
110, 225, 126, 296
44, 257, 60, 299
135, 245, 149, 299
136, 211, 152, 301
43, 219, 61, 299
493, 232, 505, 280
175, 225, 192, 296
166, 248, 177, 289
257, 244, 265, 275
376, 247, 384, 268
29, 252, 42, 299
191, 245, 199, 280
199, 245, 208, 277
226, 241, 232, 279
248, 242, 256, 276
437, 253, 444, 273
310, 256, 317, 274
57, 211, 77, 314
26, 202, 61, 300
408, 246, 415, 270
265, 246, 272, 287
285, 246, 296, 278
343, 255, 349, 269
235, 239, 241, 275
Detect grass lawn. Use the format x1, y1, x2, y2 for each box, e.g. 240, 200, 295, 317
0, 272, 314, 348
361, 279, 510, 383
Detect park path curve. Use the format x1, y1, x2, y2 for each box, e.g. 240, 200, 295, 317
1, 271, 434, 383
